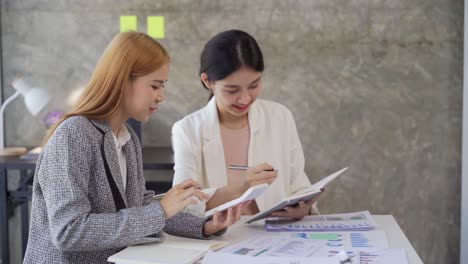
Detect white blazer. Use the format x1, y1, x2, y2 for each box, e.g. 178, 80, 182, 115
172, 97, 318, 213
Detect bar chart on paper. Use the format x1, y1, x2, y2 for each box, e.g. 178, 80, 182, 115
285, 230, 409, 263
350, 232, 374, 248
290, 230, 389, 250
325, 249, 409, 264
359, 249, 409, 264
265, 211, 377, 232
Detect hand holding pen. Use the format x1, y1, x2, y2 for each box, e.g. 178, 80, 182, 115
159, 179, 208, 219
229, 163, 277, 194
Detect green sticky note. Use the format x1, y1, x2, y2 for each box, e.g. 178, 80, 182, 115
147, 16, 165, 39
120, 16, 137, 32
308, 234, 339, 240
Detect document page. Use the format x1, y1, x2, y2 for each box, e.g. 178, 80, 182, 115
205, 183, 269, 218
325, 249, 408, 264
283, 230, 389, 252
202, 251, 337, 264
358, 249, 408, 264
216, 235, 325, 258
265, 211, 377, 232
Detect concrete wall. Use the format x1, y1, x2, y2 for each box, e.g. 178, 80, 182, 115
1, 1, 462, 263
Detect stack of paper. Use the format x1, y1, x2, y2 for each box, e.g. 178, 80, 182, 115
265, 211, 377, 232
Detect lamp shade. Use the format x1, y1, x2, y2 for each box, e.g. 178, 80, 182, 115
12, 79, 51, 116
24, 88, 51, 116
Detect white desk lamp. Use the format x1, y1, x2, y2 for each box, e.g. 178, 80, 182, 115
0, 79, 51, 156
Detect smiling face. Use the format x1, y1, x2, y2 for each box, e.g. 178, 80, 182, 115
202, 66, 262, 122
123, 64, 169, 122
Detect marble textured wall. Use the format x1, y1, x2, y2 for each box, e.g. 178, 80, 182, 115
1, 0, 462, 263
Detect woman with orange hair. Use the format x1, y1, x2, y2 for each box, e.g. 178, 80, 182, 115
23, 32, 244, 264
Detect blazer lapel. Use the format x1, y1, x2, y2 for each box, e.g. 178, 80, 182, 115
123, 138, 139, 207
247, 101, 266, 211
202, 97, 228, 188
90, 119, 128, 207
102, 133, 128, 206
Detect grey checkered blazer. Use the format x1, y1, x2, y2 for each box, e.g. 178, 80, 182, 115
23, 116, 207, 264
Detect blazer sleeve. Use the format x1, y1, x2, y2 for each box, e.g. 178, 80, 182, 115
285, 110, 320, 214
164, 212, 206, 238
38, 123, 166, 251
171, 122, 200, 186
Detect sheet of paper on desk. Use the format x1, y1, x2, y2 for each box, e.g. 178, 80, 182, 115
216, 235, 325, 258
358, 249, 408, 264
265, 211, 377, 232
204, 249, 408, 264
284, 230, 389, 253
304, 249, 408, 264
202, 251, 338, 264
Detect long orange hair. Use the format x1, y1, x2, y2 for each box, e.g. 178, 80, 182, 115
43, 32, 170, 144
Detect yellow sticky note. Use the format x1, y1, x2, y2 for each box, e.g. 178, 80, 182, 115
147, 16, 165, 39
120, 15, 137, 32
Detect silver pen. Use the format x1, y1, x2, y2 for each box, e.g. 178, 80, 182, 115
153, 185, 202, 200
228, 165, 275, 171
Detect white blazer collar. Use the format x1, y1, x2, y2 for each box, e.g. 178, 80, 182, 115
201, 97, 221, 141
200, 97, 226, 188
247, 99, 260, 135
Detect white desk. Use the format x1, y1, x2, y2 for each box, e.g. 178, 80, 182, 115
110, 215, 423, 264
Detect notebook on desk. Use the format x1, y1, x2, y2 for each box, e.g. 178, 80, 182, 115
107, 235, 228, 264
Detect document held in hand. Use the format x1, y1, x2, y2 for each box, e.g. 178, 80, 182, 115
205, 183, 269, 219
245, 167, 348, 224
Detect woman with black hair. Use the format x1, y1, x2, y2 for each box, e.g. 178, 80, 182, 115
172, 29, 319, 220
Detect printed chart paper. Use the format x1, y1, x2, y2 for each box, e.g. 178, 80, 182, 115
265, 211, 377, 232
